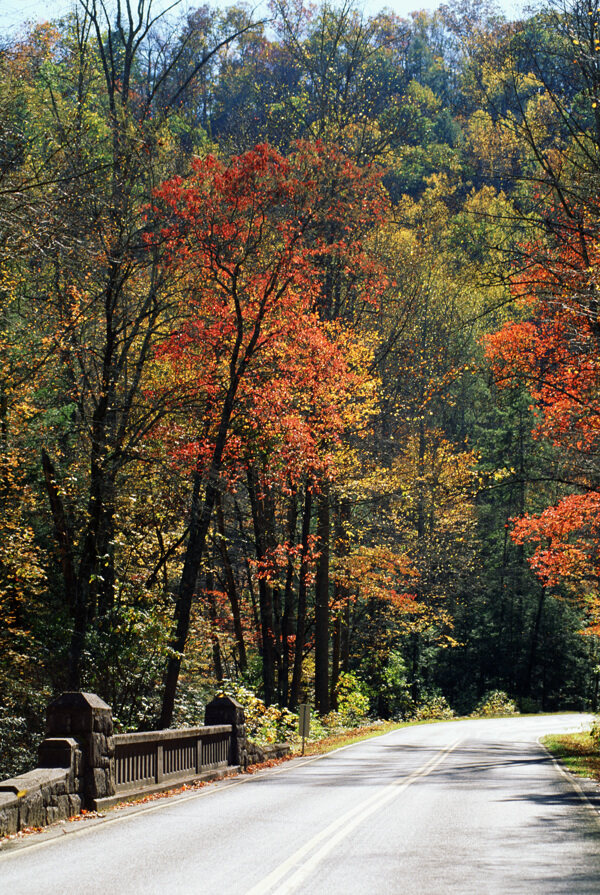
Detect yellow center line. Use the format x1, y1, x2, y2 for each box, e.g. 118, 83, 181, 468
246, 737, 464, 895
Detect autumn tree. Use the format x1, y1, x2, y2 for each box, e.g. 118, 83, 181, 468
147, 141, 386, 722
0, 1, 257, 708
485, 218, 600, 624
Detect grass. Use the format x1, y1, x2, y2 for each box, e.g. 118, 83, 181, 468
292, 720, 410, 756
542, 731, 600, 782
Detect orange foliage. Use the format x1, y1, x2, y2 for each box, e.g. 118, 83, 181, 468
147, 142, 386, 490
485, 216, 600, 617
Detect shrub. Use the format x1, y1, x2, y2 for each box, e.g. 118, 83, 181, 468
519, 697, 542, 715
219, 681, 298, 745
412, 695, 455, 721
335, 672, 371, 725
589, 717, 600, 747
0, 685, 49, 780
379, 650, 413, 719
472, 690, 517, 717
0, 711, 35, 780
81, 604, 172, 731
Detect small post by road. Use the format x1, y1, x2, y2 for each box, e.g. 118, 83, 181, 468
298, 704, 310, 755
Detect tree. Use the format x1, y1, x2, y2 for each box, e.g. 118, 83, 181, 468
485, 221, 600, 628
0, 0, 257, 704
150, 141, 386, 723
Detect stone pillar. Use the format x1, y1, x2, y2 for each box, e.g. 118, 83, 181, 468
46, 692, 115, 809
204, 695, 247, 768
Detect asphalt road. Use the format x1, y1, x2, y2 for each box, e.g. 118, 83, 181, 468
2, 714, 599, 894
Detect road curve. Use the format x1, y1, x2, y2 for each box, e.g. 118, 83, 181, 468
1, 714, 599, 894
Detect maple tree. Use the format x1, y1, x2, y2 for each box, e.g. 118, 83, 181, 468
149, 140, 387, 722
485, 219, 600, 627
0, 0, 258, 707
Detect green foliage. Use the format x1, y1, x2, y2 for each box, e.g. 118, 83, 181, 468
335, 672, 371, 725
377, 650, 414, 719
219, 682, 299, 745
0, 683, 50, 779
0, 708, 43, 780
411, 695, 455, 722
0, 711, 33, 780
589, 717, 600, 749
218, 680, 377, 747
472, 690, 518, 718
80, 604, 172, 731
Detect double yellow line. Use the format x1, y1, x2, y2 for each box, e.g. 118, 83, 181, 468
246, 737, 465, 895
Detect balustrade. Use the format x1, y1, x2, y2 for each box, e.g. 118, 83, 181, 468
113, 725, 232, 798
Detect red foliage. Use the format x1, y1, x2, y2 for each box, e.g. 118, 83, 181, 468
147, 142, 387, 490
484, 218, 600, 614
512, 493, 600, 590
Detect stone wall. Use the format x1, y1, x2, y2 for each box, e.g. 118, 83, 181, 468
0, 692, 110, 837
245, 741, 292, 765
0, 737, 81, 837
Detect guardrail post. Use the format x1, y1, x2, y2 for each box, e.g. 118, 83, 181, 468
204, 695, 247, 768
46, 692, 115, 809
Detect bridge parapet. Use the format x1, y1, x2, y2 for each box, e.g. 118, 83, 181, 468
0, 692, 290, 838
0, 692, 242, 837
99, 724, 233, 810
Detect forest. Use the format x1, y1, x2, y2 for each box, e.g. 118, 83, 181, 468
2, 0, 600, 776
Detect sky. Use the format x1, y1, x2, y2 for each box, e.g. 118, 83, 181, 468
0, 0, 526, 37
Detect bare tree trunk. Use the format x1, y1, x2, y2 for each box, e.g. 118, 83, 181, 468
330, 612, 341, 709
215, 493, 248, 672
206, 569, 224, 682
314, 485, 330, 714
291, 484, 312, 709
281, 486, 298, 706
161, 387, 237, 727
524, 587, 546, 700
247, 466, 276, 705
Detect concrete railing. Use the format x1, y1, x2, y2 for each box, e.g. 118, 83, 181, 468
104, 725, 232, 808
0, 692, 291, 838
0, 691, 291, 838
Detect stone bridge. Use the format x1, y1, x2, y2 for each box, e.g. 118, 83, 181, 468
0, 692, 289, 837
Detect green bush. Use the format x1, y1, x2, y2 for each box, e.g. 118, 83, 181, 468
217, 680, 374, 747
519, 697, 542, 714
219, 681, 298, 745
81, 604, 172, 731
472, 690, 517, 717
589, 717, 600, 747
0, 711, 35, 780
335, 672, 371, 725
0, 684, 49, 780
412, 695, 455, 721
379, 651, 413, 719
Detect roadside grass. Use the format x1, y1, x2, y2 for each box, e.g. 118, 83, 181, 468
292, 720, 408, 756
542, 731, 600, 782
291, 716, 466, 756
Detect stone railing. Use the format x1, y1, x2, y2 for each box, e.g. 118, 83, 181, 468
103, 724, 232, 809
0, 737, 83, 838
0, 691, 289, 838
